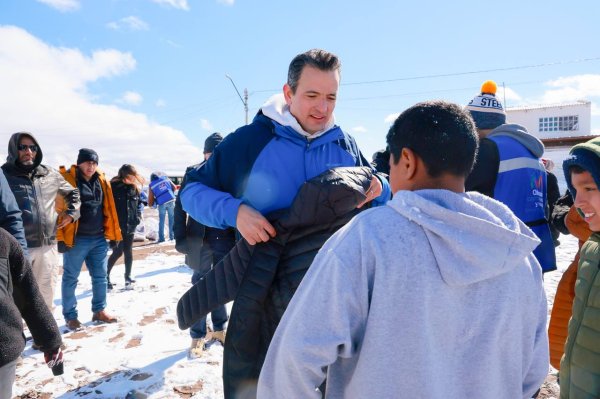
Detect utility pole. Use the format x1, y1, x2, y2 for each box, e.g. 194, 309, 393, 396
225, 74, 248, 125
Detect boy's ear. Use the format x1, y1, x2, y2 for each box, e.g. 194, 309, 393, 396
401, 147, 418, 181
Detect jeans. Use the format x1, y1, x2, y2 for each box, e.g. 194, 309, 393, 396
158, 200, 175, 242
0, 359, 17, 399
107, 233, 134, 281
189, 236, 234, 339
62, 235, 108, 321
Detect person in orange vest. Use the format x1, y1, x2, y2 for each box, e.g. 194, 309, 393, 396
56, 149, 122, 331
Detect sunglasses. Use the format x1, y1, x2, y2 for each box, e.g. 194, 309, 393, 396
18, 144, 39, 152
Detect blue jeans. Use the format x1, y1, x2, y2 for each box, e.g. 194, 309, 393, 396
158, 201, 175, 241
189, 236, 234, 339
62, 235, 108, 320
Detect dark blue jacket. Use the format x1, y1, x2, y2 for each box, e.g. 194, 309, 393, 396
0, 169, 27, 252
181, 112, 390, 229
489, 132, 556, 272
149, 176, 176, 206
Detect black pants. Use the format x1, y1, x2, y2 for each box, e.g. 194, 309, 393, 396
107, 233, 134, 280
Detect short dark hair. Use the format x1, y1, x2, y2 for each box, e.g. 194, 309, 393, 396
287, 49, 341, 93
386, 101, 479, 178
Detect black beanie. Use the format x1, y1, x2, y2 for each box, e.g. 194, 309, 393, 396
204, 133, 223, 154
77, 148, 99, 165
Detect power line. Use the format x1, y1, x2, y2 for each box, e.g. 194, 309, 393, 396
250, 56, 600, 93
341, 79, 546, 102
342, 56, 600, 86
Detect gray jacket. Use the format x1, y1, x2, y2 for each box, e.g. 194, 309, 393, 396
2, 132, 80, 248
259, 190, 549, 399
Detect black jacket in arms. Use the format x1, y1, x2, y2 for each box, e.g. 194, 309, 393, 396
177, 167, 374, 399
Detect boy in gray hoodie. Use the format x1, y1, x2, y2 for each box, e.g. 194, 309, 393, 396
257, 101, 549, 399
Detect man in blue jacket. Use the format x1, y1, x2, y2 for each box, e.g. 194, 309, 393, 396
181, 49, 390, 245
465, 80, 556, 273
0, 168, 27, 252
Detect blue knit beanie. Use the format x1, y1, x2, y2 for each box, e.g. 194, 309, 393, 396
466, 80, 506, 130
563, 148, 600, 198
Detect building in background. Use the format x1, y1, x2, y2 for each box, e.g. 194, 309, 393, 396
507, 101, 594, 147
506, 100, 595, 191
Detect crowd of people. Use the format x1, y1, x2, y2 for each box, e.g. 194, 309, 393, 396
0, 48, 599, 399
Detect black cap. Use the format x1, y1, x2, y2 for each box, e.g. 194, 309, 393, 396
77, 148, 99, 165
204, 133, 223, 154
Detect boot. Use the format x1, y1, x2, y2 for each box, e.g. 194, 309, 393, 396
92, 310, 118, 324
66, 318, 83, 331
211, 330, 226, 345
189, 337, 207, 358
125, 276, 136, 286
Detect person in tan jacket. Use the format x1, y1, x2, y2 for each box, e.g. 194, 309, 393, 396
56, 149, 122, 331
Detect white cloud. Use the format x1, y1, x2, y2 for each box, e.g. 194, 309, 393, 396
0, 26, 201, 176
117, 91, 143, 106
200, 119, 213, 131
384, 113, 400, 124
500, 87, 522, 103
151, 0, 190, 10
217, 0, 235, 5
107, 16, 149, 31
155, 99, 166, 108
351, 126, 367, 134
36, 0, 79, 12
541, 74, 600, 104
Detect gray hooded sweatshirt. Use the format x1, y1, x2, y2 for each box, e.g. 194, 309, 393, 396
258, 189, 549, 399
488, 123, 545, 158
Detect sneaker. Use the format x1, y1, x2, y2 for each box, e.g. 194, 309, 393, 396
66, 318, 83, 331
92, 310, 118, 324
211, 330, 226, 345
189, 338, 207, 358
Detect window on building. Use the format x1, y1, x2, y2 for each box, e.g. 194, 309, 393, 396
538, 115, 579, 132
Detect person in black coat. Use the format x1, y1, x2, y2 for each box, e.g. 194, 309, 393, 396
0, 228, 63, 398
174, 133, 236, 357
107, 164, 143, 288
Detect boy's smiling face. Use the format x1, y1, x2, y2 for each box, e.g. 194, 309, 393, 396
572, 170, 600, 231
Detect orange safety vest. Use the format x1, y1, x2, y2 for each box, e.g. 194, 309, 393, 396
56, 165, 122, 248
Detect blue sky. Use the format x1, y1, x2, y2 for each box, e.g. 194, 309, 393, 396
0, 0, 599, 176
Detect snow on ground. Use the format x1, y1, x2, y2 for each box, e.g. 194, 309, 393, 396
16, 245, 230, 399
13, 222, 580, 398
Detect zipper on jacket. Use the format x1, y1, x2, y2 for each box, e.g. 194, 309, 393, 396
304, 139, 311, 182
31, 176, 45, 245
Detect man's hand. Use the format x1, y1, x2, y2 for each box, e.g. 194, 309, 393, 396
357, 176, 383, 208
56, 214, 74, 229
236, 204, 276, 245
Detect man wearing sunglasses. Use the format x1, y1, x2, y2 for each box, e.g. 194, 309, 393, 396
2, 133, 81, 319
